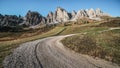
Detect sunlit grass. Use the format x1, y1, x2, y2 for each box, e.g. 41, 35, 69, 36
60, 25, 108, 35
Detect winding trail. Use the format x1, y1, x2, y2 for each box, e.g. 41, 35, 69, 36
3, 28, 120, 68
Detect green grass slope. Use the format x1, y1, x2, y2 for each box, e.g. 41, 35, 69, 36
62, 29, 120, 65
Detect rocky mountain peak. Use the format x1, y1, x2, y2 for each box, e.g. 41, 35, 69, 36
55, 7, 70, 22
46, 12, 54, 23
25, 11, 46, 26
95, 8, 104, 16
89, 8, 94, 11
87, 8, 97, 18
96, 8, 101, 12
47, 12, 53, 17
73, 9, 88, 20
56, 7, 65, 11
71, 10, 77, 18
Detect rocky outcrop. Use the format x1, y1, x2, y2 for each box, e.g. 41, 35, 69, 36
0, 11, 47, 28
74, 9, 89, 20
0, 14, 24, 32
55, 7, 70, 22
0, 14, 23, 27
96, 8, 103, 16
72, 8, 110, 21
87, 8, 97, 18
46, 7, 71, 24
71, 10, 77, 18
25, 10, 46, 26
46, 7, 110, 23
46, 12, 54, 23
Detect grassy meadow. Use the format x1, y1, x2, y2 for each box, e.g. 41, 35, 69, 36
61, 20, 120, 65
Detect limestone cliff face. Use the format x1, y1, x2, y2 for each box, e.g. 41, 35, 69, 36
74, 9, 89, 20
55, 7, 70, 22
47, 7, 110, 23
73, 8, 109, 21
46, 7, 71, 24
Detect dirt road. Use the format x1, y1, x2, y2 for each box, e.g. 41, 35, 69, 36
3, 34, 120, 68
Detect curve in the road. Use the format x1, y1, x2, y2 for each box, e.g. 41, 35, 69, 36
3, 34, 120, 68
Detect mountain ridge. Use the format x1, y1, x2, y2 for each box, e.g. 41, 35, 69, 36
0, 7, 110, 28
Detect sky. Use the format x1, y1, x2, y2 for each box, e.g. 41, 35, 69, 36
0, 0, 120, 17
